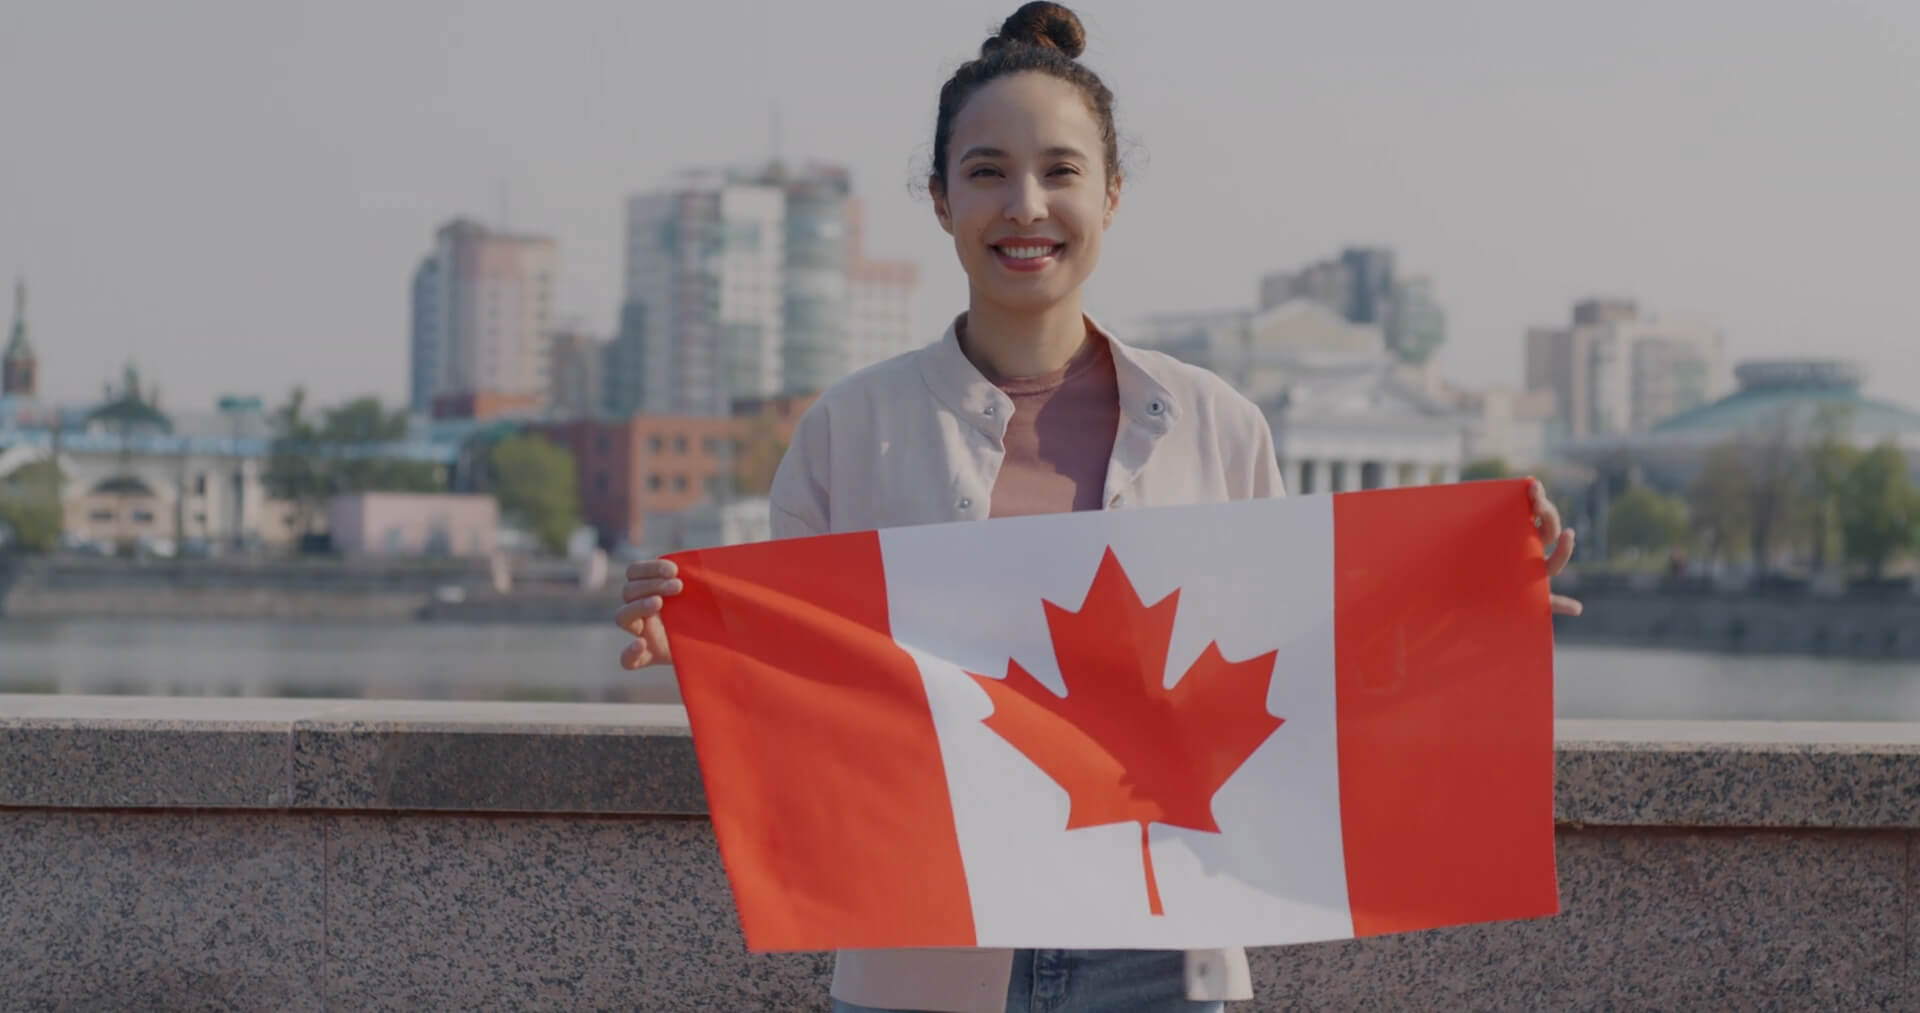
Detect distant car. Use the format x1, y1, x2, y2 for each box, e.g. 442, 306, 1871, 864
136, 536, 177, 560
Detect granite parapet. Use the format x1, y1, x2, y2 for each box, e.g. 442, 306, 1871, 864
9, 699, 1920, 830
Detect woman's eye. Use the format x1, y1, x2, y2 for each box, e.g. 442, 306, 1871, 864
1050, 166, 1081, 176
969, 166, 1002, 178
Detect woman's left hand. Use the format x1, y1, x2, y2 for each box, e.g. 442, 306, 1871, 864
1530, 479, 1584, 617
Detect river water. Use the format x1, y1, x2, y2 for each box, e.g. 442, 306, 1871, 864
3, 618, 1918, 721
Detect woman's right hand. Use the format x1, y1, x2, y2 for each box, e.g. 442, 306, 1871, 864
615, 559, 683, 669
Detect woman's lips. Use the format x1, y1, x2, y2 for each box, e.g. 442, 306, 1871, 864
992, 242, 1064, 272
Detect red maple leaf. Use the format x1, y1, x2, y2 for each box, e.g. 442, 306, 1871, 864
967, 546, 1283, 916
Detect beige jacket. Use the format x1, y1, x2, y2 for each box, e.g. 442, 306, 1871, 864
767, 315, 1285, 1013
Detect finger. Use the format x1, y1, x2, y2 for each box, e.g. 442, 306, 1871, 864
1550, 594, 1584, 617
620, 577, 683, 603
1529, 480, 1563, 543
624, 559, 678, 582
620, 639, 651, 670
1545, 529, 1575, 576
614, 597, 663, 634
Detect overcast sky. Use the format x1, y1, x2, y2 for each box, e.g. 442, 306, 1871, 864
2, 0, 1915, 412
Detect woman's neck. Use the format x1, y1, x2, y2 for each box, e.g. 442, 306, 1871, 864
958, 293, 1090, 380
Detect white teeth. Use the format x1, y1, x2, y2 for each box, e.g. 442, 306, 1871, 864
998, 245, 1055, 260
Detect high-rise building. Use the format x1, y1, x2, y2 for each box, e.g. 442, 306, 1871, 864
625, 171, 785, 416
602, 301, 648, 420
1525, 298, 1726, 440
3, 279, 35, 399
409, 218, 558, 419
622, 164, 918, 414
1257, 247, 1445, 365
845, 198, 919, 371
546, 326, 604, 421
779, 165, 853, 394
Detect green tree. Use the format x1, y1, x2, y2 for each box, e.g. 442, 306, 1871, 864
732, 412, 788, 497
265, 390, 446, 534
1690, 442, 1752, 563
321, 397, 444, 495
489, 434, 581, 555
1741, 416, 1803, 572
1606, 483, 1689, 555
1837, 443, 1919, 578
0, 459, 63, 553
1801, 406, 1859, 572
1460, 457, 1509, 482
264, 387, 330, 534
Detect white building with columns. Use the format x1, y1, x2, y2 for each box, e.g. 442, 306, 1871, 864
1142, 300, 1467, 494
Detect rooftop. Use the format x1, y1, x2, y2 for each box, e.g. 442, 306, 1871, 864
1651, 358, 1920, 441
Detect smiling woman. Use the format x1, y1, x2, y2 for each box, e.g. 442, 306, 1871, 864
614, 3, 1574, 1011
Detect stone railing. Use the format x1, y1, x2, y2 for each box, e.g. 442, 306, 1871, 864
4, 697, 1918, 1010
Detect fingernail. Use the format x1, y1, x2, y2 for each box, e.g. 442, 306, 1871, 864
666, 579, 683, 593
661, 560, 677, 576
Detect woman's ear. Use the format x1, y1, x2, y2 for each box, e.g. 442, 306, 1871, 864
931, 177, 954, 236
1104, 174, 1123, 229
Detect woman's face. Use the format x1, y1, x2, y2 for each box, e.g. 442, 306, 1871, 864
934, 72, 1121, 318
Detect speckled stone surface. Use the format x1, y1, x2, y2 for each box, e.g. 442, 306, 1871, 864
291, 705, 703, 813
0, 809, 324, 1012
321, 813, 831, 1011
1556, 720, 1920, 828
1250, 826, 1908, 1010
0, 695, 313, 808
0, 695, 704, 813
0, 721, 290, 808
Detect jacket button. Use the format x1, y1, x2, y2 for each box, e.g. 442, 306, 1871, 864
958, 497, 972, 510
1110, 494, 1126, 508
1148, 400, 1165, 415
983, 405, 996, 416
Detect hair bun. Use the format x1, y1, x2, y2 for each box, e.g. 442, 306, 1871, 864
984, 2, 1087, 59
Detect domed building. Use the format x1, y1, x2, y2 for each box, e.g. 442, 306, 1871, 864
1560, 359, 1920, 488
1552, 358, 1920, 560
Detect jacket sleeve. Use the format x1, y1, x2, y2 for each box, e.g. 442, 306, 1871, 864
768, 400, 831, 539
1235, 396, 1287, 501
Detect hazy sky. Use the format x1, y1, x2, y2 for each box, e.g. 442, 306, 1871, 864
2, 0, 1915, 412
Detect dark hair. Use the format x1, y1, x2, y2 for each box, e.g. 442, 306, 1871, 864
929, 2, 1120, 191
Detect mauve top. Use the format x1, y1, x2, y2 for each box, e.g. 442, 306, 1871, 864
974, 331, 1122, 519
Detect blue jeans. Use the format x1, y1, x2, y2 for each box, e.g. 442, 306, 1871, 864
831, 948, 1226, 1013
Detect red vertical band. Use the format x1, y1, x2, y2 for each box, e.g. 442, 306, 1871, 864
664, 531, 976, 951
1332, 480, 1560, 936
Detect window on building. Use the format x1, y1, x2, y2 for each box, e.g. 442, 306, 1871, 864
595, 434, 609, 455
648, 475, 663, 491
595, 472, 609, 494
132, 509, 155, 524
649, 435, 664, 453
194, 473, 208, 496
90, 510, 115, 523
673, 475, 688, 491
674, 435, 689, 454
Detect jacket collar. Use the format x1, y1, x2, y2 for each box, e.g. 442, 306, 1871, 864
918, 313, 1180, 442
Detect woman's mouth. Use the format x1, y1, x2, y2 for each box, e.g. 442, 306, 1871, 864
992, 242, 1064, 272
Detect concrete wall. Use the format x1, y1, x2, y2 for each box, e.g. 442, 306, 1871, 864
5, 698, 1920, 1009
326, 492, 498, 559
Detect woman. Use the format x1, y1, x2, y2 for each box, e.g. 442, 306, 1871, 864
616, 4, 1580, 1010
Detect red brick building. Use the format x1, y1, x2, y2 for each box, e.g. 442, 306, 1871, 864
530, 393, 816, 550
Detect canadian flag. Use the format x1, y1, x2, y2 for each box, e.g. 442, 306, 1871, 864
663, 479, 1559, 953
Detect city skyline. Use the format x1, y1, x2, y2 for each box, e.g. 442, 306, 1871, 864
2, 0, 1915, 411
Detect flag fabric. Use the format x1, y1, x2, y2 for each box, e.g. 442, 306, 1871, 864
662, 479, 1559, 954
